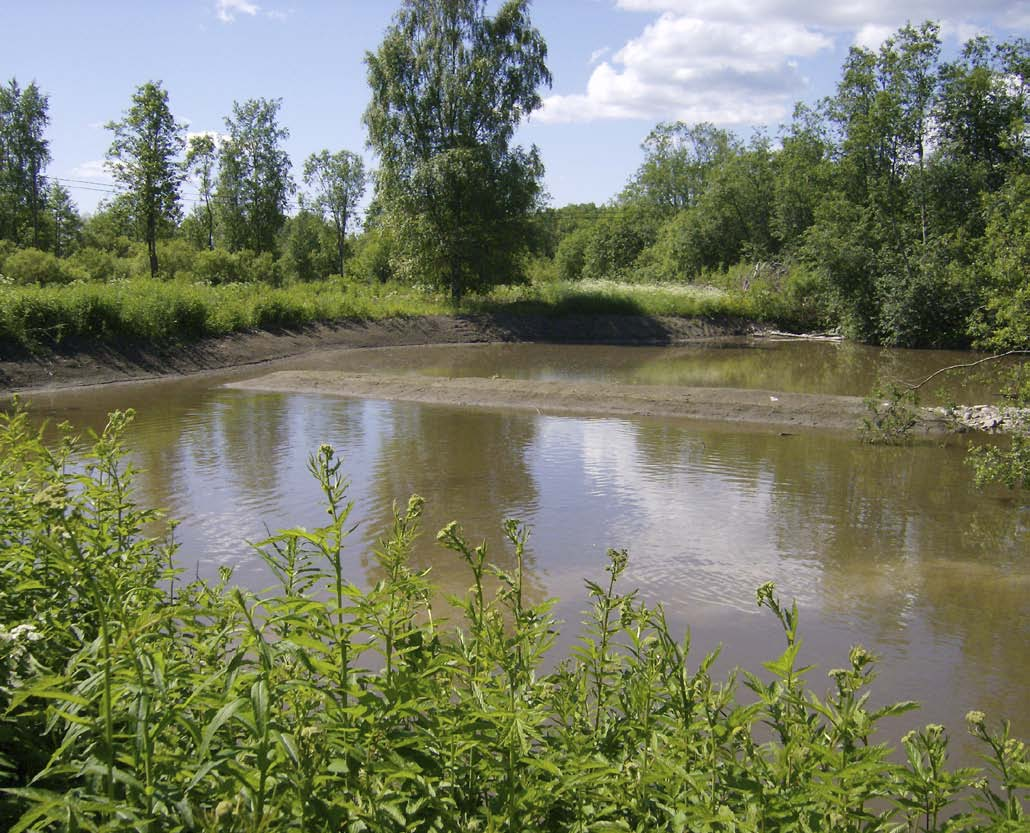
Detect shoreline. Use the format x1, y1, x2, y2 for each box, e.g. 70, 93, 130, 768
0, 313, 755, 394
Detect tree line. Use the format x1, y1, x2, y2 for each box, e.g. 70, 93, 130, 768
544, 24, 1028, 348
1, 4, 1027, 348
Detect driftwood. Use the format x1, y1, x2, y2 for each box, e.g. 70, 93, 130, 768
901, 350, 1030, 391
763, 330, 844, 342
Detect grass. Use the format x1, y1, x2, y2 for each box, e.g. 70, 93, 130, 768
0, 277, 762, 354
1, 399, 1026, 832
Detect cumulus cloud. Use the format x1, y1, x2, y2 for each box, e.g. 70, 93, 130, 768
539, 0, 1022, 126
215, 0, 259, 23
853, 23, 896, 51
614, 0, 1020, 29
538, 14, 831, 125
589, 46, 611, 65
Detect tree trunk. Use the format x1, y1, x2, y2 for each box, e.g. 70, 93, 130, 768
147, 213, 158, 279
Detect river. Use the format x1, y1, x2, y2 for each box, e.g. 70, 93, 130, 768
17, 338, 1029, 764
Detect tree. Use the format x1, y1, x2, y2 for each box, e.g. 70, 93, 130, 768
106, 81, 185, 278
364, 0, 551, 301
45, 181, 81, 257
303, 149, 367, 276
186, 133, 218, 250
0, 78, 50, 246
216, 98, 293, 255
621, 121, 733, 214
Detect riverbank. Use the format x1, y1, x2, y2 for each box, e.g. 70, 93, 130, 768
0, 312, 755, 393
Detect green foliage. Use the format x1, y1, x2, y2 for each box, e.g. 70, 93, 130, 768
217, 98, 294, 255
581, 204, 660, 281
967, 369, 1030, 490
622, 121, 734, 213
364, 0, 551, 300
348, 224, 398, 284
0, 403, 1026, 832
1, 246, 88, 285
554, 224, 592, 281
0, 78, 50, 248
969, 173, 1030, 351
185, 133, 218, 251
860, 380, 921, 444
302, 149, 367, 276
280, 211, 336, 283
106, 81, 186, 278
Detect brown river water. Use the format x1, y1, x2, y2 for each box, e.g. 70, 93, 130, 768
15, 339, 1029, 764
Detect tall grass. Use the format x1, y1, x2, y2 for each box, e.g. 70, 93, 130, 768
1, 400, 1026, 831
0, 277, 773, 354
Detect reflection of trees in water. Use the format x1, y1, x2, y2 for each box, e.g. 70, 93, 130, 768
629, 341, 1004, 404
745, 432, 1029, 716
364, 403, 544, 606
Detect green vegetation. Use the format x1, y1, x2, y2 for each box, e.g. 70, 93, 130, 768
364, 0, 551, 301
105, 81, 185, 279
1, 9, 1027, 355
1, 401, 1027, 831
968, 369, 1030, 490
0, 272, 757, 353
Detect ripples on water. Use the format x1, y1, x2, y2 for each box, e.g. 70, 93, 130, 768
17, 341, 1030, 763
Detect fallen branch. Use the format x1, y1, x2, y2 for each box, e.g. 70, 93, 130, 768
901, 350, 1030, 391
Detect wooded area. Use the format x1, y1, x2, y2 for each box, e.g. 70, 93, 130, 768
1, 7, 1027, 350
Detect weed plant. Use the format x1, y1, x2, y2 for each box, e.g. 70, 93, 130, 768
1, 401, 1026, 832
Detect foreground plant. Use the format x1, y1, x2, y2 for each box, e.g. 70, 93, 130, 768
0, 401, 1026, 832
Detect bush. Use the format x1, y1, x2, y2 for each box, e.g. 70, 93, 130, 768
2, 247, 89, 286
349, 226, 398, 283
68, 246, 134, 282
554, 224, 592, 281
582, 206, 660, 281
192, 248, 243, 285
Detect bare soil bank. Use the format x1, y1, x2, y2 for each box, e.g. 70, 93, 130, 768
229, 370, 888, 432
0, 314, 753, 393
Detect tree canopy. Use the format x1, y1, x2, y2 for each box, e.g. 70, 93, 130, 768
216, 98, 294, 255
105, 80, 185, 278
303, 149, 367, 276
364, 0, 551, 300
0, 78, 50, 247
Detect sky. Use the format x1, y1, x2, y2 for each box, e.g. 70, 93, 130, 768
5, 0, 1028, 216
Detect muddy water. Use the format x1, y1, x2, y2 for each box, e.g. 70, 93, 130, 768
18, 340, 1029, 762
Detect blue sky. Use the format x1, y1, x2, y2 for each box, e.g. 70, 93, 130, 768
6, 1, 1027, 216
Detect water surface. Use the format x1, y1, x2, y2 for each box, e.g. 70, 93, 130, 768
18, 340, 1028, 763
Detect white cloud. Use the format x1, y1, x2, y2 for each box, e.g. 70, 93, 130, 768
539, 14, 831, 125
216, 0, 259, 23
70, 159, 114, 183
853, 23, 895, 51
540, 0, 1021, 126
614, 0, 1021, 29
589, 46, 611, 65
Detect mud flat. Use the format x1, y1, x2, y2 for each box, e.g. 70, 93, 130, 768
226, 370, 894, 432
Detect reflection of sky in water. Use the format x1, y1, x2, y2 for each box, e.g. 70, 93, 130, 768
17, 341, 1030, 765
528, 417, 824, 615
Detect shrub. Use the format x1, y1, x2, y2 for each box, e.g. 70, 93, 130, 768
554, 223, 592, 281
2, 247, 89, 286
68, 246, 134, 282
192, 248, 243, 284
